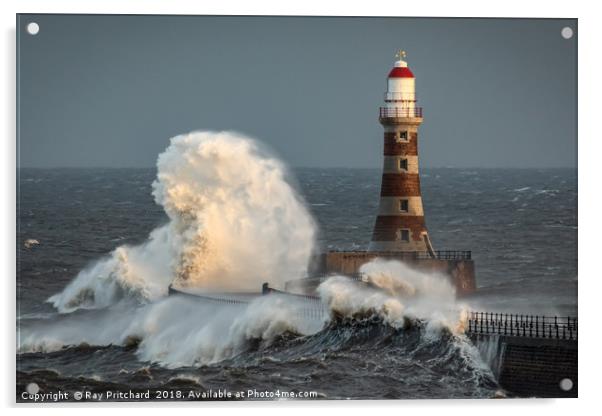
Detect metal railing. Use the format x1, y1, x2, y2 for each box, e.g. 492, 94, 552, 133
263, 283, 322, 301
433, 250, 472, 260
467, 311, 578, 340
168, 286, 249, 305
326, 250, 472, 260
379, 107, 423, 118
169, 284, 328, 320
169, 286, 578, 340
285, 273, 365, 287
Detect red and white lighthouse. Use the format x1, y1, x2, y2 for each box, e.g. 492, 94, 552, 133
369, 51, 435, 255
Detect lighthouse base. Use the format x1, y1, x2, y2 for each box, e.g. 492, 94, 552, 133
285, 251, 476, 297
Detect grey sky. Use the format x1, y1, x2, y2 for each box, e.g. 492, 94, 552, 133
17, 15, 577, 168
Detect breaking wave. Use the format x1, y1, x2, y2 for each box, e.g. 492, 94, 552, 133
21, 255, 483, 376
47, 131, 317, 312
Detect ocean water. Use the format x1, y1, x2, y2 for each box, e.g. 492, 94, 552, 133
16, 167, 577, 401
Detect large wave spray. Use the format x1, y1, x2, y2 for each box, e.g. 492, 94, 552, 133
23, 132, 491, 383
48, 131, 316, 312
22, 258, 480, 370
318, 258, 468, 334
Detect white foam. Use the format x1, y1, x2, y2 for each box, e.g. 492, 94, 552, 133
48, 131, 317, 312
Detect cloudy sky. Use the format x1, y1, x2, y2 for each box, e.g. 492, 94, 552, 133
18, 15, 576, 168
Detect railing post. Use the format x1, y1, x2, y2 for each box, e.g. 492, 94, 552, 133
484, 312, 488, 333
496, 313, 499, 334
520, 315, 527, 337
542, 318, 546, 338
498, 313, 502, 334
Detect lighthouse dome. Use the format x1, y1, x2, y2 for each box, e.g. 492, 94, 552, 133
388, 59, 415, 78
385, 58, 416, 104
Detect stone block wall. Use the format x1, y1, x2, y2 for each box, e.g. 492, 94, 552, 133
471, 334, 578, 398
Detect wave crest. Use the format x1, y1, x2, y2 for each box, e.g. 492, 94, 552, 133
48, 131, 316, 313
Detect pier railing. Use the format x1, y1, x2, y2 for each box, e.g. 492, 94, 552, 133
379, 107, 423, 118
169, 285, 328, 321
432, 250, 472, 260
467, 312, 578, 340
169, 287, 578, 339
327, 250, 472, 260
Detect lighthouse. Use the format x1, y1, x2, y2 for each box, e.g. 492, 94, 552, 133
286, 50, 476, 296
369, 51, 435, 255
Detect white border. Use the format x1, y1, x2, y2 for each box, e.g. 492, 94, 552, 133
2, 0, 600, 414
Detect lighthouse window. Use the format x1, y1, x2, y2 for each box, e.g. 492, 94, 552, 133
400, 229, 410, 242
398, 131, 408, 142
399, 199, 409, 212
399, 158, 408, 171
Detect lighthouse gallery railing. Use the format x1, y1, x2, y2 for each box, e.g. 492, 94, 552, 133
379, 107, 423, 118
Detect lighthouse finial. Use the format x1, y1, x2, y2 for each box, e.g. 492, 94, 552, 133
395, 49, 407, 60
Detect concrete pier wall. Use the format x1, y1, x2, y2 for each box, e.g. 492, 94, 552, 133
470, 334, 578, 398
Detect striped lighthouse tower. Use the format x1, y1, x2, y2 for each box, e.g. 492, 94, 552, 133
369, 51, 435, 256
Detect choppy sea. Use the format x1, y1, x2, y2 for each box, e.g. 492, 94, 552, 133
16, 167, 577, 401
